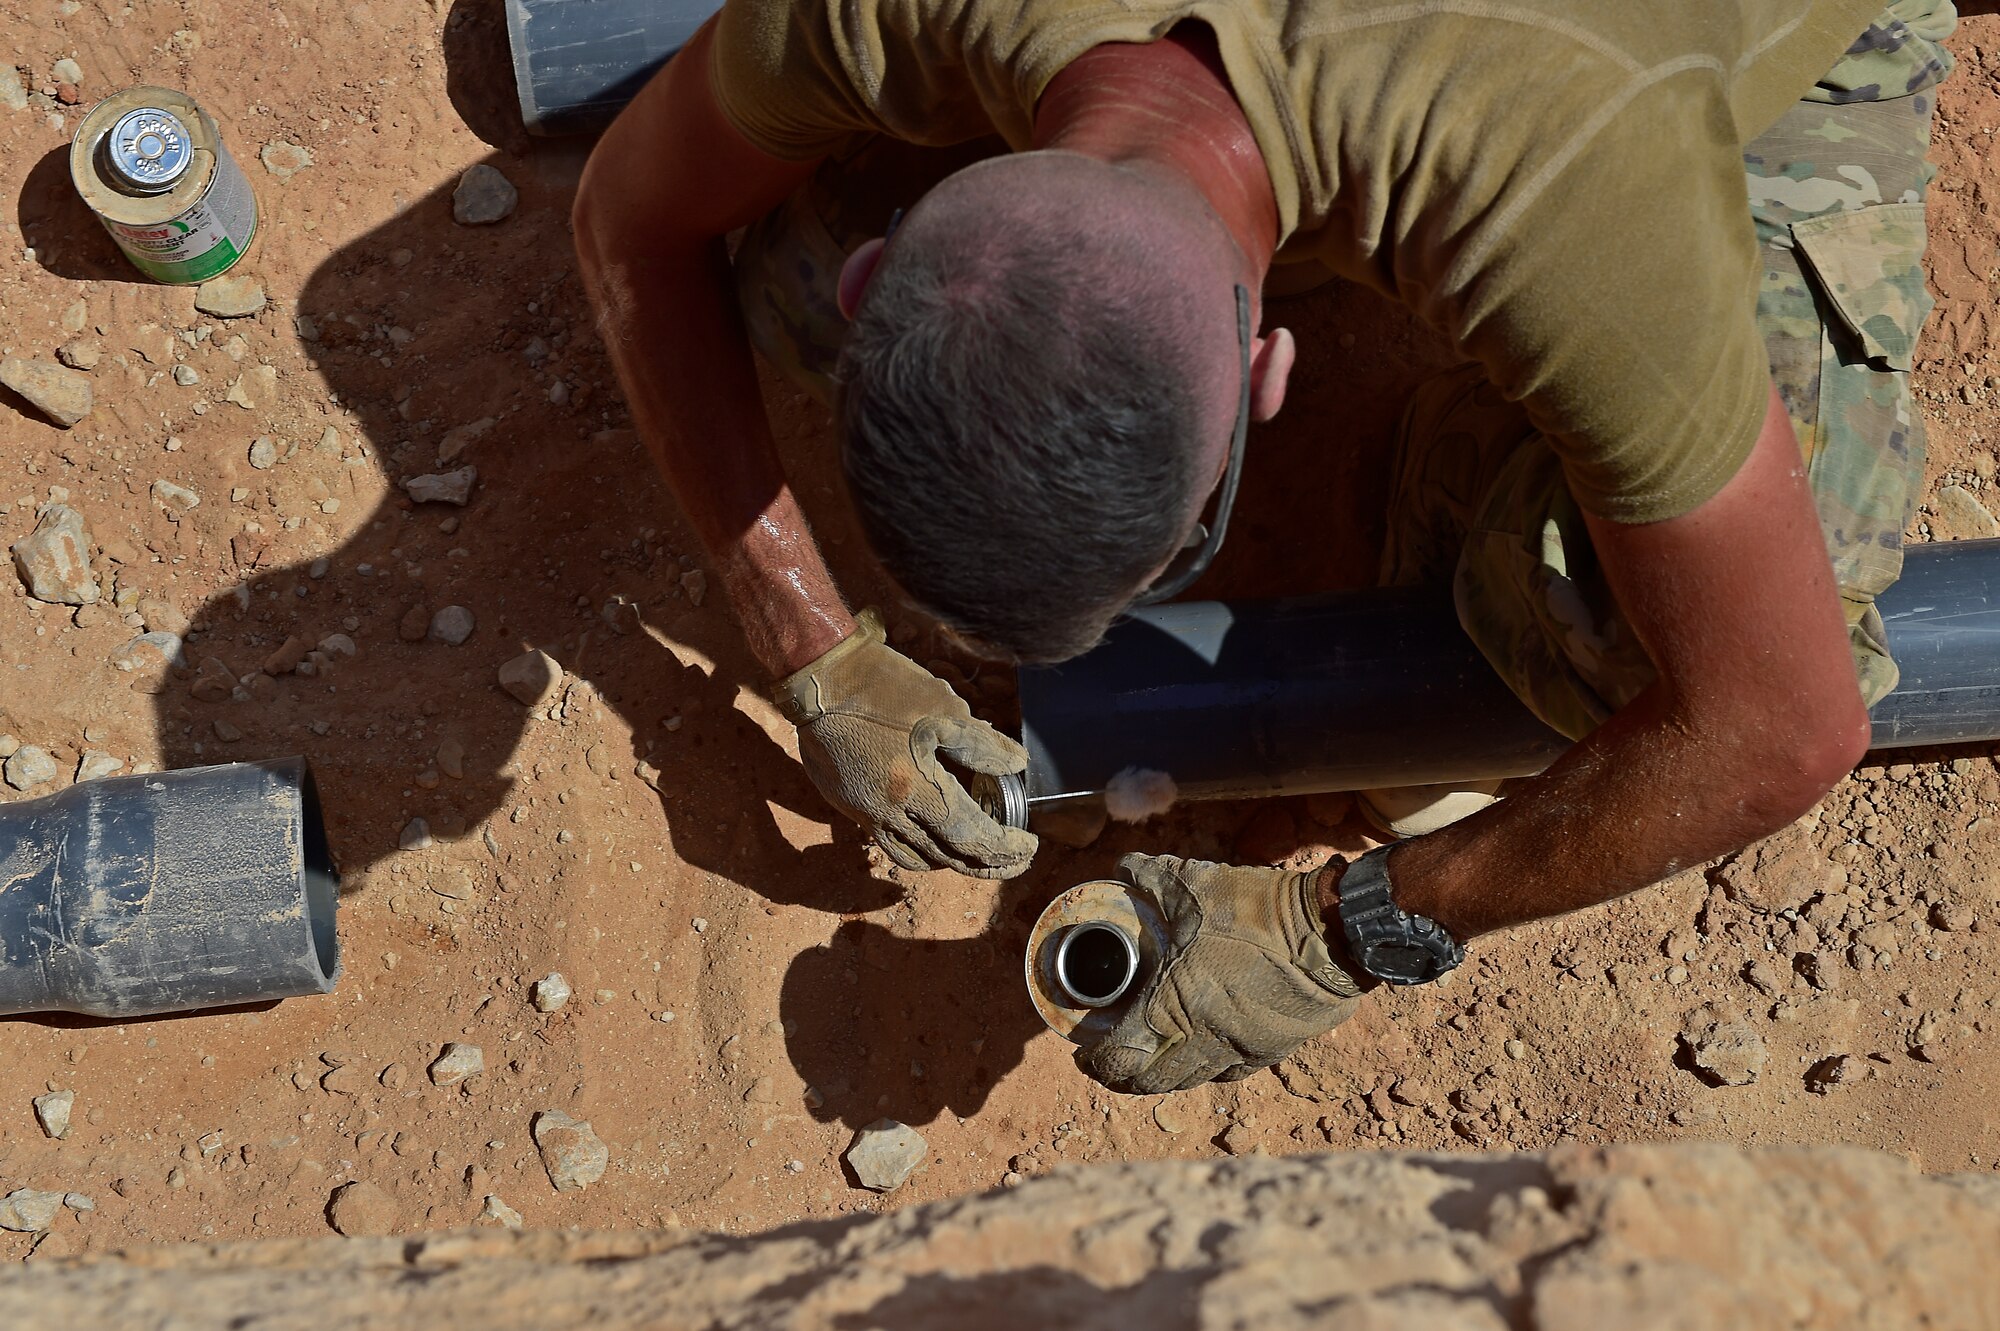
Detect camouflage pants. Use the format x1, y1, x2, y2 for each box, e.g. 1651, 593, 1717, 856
1384, 10, 1953, 740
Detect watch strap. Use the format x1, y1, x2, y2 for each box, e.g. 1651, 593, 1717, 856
1336, 844, 1465, 987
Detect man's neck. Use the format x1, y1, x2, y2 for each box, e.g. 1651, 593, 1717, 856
1033, 27, 1279, 280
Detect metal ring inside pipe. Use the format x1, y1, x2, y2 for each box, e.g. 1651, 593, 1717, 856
1052, 921, 1141, 1009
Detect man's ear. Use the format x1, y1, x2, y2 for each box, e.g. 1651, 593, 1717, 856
838, 237, 888, 320
1248, 326, 1295, 422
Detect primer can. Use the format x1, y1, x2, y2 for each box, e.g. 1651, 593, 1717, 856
69, 85, 258, 285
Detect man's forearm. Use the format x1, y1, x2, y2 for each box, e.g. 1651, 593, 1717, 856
572, 26, 852, 680
1350, 383, 1870, 943
1369, 682, 1846, 941
577, 232, 854, 678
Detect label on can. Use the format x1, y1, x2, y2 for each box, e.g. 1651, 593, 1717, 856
101, 139, 258, 284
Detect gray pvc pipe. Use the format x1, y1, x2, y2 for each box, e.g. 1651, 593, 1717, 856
0, 756, 340, 1019
504, 0, 723, 135
1018, 538, 2000, 806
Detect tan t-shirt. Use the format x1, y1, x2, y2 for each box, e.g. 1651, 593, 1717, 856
710, 0, 1882, 523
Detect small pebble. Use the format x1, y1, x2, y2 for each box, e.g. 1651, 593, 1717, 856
532, 1110, 608, 1191
260, 140, 313, 178
404, 466, 476, 506
195, 274, 267, 319
152, 478, 200, 512
32, 1090, 73, 1140
4, 745, 59, 791
531, 972, 571, 1013
497, 648, 561, 706
845, 1119, 927, 1192
2, 357, 92, 427
428, 1042, 485, 1087
327, 1180, 398, 1237
399, 817, 434, 851
429, 605, 475, 645
478, 1194, 523, 1229
453, 164, 518, 225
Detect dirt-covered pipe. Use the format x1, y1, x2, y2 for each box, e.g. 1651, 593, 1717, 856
1015, 538, 2000, 810
0, 756, 340, 1018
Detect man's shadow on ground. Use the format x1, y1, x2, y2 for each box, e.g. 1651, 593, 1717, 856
15, 0, 1450, 1120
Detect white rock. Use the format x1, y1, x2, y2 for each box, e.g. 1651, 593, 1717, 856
0, 1189, 65, 1233
453, 164, 518, 225
2, 357, 92, 427
844, 1119, 928, 1192
173, 364, 200, 387
225, 364, 277, 409
32, 1090, 73, 1139
152, 478, 201, 512
0, 65, 26, 112
195, 274, 267, 318
531, 972, 571, 1013
12, 503, 99, 604
248, 436, 277, 469
404, 466, 476, 506
319, 633, 358, 657
478, 1194, 523, 1229
5, 745, 59, 791
75, 750, 124, 782
1937, 484, 2000, 539
399, 817, 434, 851
1688, 999, 1768, 1087
51, 58, 82, 84
428, 1042, 484, 1086
429, 605, 475, 645
111, 631, 184, 677
260, 140, 313, 178
532, 1110, 608, 1191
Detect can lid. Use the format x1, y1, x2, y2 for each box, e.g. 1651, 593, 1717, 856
102, 107, 193, 194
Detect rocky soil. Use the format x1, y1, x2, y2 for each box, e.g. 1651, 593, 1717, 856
3, 1144, 1998, 1328
1, 0, 1998, 1263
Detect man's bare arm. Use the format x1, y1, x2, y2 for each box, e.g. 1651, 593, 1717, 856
1366, 384, 1870, 938
572, 21, 851, 677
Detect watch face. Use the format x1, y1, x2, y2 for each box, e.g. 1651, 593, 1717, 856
1363, 939, 1436, 985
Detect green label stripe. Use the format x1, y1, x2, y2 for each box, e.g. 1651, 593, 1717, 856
132, 235, 244, 285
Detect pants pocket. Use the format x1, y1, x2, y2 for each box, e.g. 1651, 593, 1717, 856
1790, 199, 1932, 606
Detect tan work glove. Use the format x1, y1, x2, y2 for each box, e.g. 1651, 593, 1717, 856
771, 610, 1038, 878
1079, 853, 1364, 1094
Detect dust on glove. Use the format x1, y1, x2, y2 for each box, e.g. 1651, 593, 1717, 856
1078, 852, 1363, 1093
771, 609, 1038, 878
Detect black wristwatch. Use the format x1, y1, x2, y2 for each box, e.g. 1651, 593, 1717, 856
1333, 845, 1464, 987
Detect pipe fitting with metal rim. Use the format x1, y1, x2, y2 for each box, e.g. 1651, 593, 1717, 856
1023, 879, 1167, 1041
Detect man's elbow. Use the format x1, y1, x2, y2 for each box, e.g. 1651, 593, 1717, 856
1727, 685, 1870, 830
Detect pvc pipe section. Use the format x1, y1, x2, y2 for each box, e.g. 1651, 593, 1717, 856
1018, 538, 2000, 808
0, 757, 341, 1019
504, 0, 724, 135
